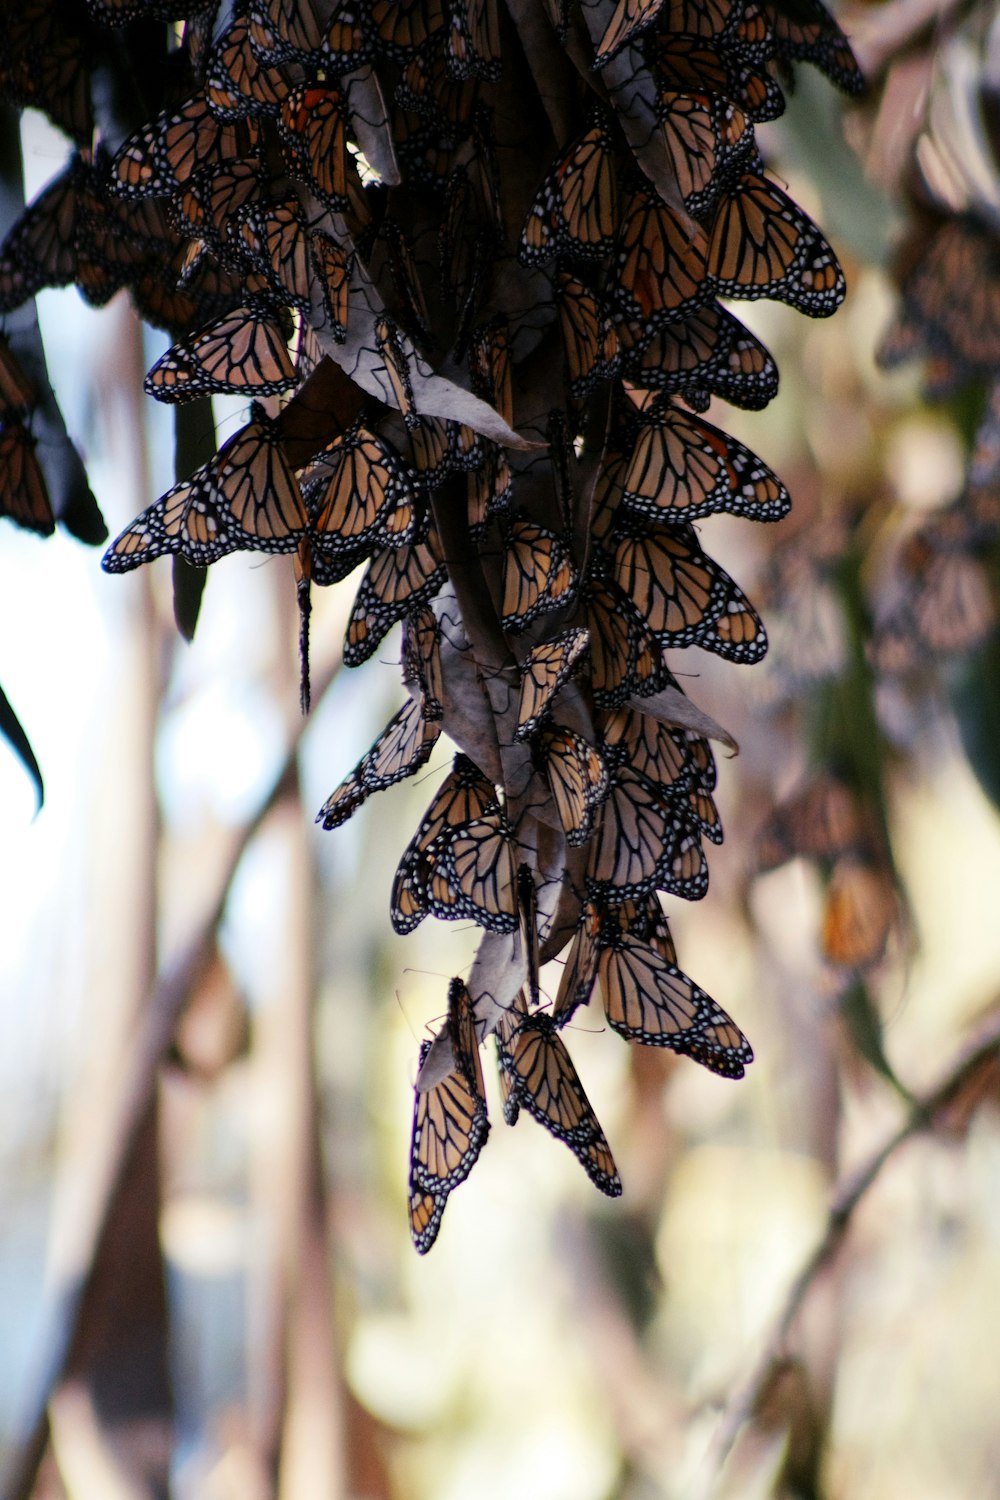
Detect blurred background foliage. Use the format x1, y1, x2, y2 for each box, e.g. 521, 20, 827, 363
3, 3, 1000, 1499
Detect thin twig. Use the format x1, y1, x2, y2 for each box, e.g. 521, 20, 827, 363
703, 1007, 1000, 1489
0, 650, 343, 1500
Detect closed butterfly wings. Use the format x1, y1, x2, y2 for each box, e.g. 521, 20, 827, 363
495, 1000, 622, 1196
409, 978, 490, 1253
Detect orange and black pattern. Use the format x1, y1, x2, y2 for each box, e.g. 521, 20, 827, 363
0, 0, 861, 1251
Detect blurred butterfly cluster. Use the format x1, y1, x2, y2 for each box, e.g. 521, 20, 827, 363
0, 0, 861, 1251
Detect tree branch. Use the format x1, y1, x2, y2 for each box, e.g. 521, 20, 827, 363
703, 1007, 1000, 1489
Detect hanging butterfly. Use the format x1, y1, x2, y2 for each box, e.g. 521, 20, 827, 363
611, 520, 731, 642
309, 230, 352, 344
656, 90, 759, 218
240, 199, 313, 308
316, 697, 442, 832
519, 113, 618, 265
556, 271, 620, 400
0, 337, 36, 418
617, 301, 778, 411
469, 317, 514, 427
585, 764, 708, 903
375, 316, 421, 430
615, 400, 789, 523
144, 304, 297, 402
205, 10, 292, 120
592, 0, 669, 66
0, 155, 88, 313
552, 899, 602, 1024
381, 220, 434, 346
113, 96, 255, 199
446, 0, 502, 80
103, 470, 242, 572
611, 185, 711, 333
754, 773, 860, 872
597, 927, 752, 1076
583, 578, 674, 709
409, 977, 490, 1253
401, 606, 445, 721
468, 444, 513, 539
500, 515, 577, 632
515, 627, 590, 740
495, 997, 622, 1196
537, 726, 610, 846
277, 83, 350, 214
301, 425, 423, 560
0, 419, 55, 535
391, 755, 501, 935
708, 172, 846, 317
645, 32, 785, 124
600, 706, 700, 796
821, 857, 897, 969
880, 217, 1000, 383
341, 529, 446, 665
425, 810, 519, 933
765, 0, 865, 96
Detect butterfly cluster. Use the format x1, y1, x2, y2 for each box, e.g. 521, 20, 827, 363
0, 0, 860, 1251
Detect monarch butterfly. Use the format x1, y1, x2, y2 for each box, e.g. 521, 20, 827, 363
381, 221, 433, 346
144, 305, 297, 402
113, 96, 255, 199
309, 231, 352, 344
341, 530, 446, 664
583, 579, 673, 708
495, 1001, 622, 1196
172, 158, 265, 251
500, 516, 577, 632
598, 928, 752, 1076
401, 605, 445, 721
766, 0, 865, 96
556, 272, 620, 400
371, 0, 447, 58
614, 895, 678, 963
754, 774, 860, 872
240, 199, 313, 308
519, 114, 618, 266
426, 811, 519, 933
408, 1185, 447, 1256
683, 786, 723, 844
302, 426, 423, 558
1, 0, 93, 146
872, 540, 996, 672
593, 0, 668, 65
468, 444, 513, 539
612, 186, 711, 333
645, 33, 785, 123
103, 471, 240, 572
708, 173, 846, 317
695, 582, 769, 664
205, 11, 292, 120
468, 101, 505, 235
0, 338, 36, 418
375, 316, 421, 431
0, 420, 55, 536
600, 706, 699, 795
469, 318, 514, 428
553, 900, 602, 1023
0, 156, 85, 313
277, 84, 350, 214
391, 755, 500, 932
616, 401, 789, 523
316, 697, 442, 831
249, 0, 370, 67
515, 627, 590, 740
409, 979, 489, 1250
612, 522, 729, 642
446, 0, 502, 80
618, 301, 779, 411
587, 765, 708, 902
821, 858, 896, 969
881, 217, 1000, 381
656, 90, 758, 218
538, 726, 610, 846
211, 402, 307, 549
